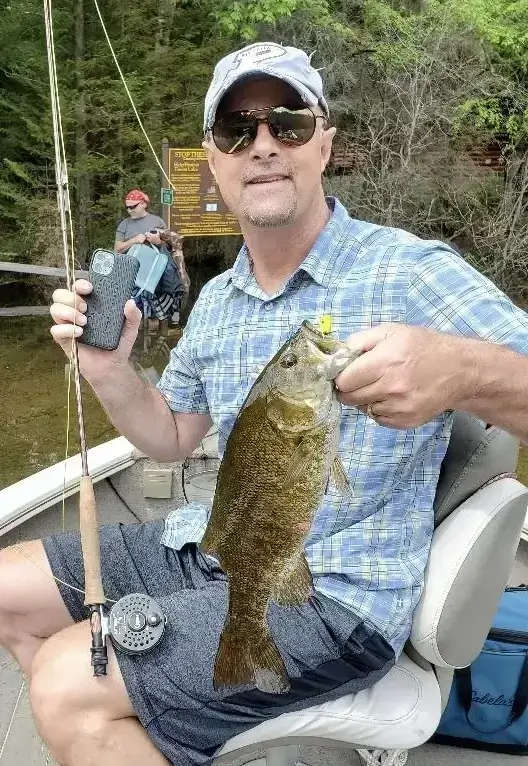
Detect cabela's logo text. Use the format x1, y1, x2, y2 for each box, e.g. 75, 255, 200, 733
472, 690, 514, 707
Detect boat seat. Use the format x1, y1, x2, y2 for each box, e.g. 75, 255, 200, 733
214, 413, 528, 766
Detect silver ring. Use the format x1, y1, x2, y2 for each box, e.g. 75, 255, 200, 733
367, 403, 375, 419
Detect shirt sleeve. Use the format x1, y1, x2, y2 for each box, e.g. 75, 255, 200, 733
156, 304, 209, 415
115, 220, 127, 242
406, 244, 528, 356
156, 216, 166, 229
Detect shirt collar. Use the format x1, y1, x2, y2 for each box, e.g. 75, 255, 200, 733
217, 196, 353, 292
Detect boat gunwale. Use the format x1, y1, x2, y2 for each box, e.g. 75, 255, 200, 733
0, 436, 137, 536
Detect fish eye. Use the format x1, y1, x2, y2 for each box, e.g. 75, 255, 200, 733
280, 353, 298, 369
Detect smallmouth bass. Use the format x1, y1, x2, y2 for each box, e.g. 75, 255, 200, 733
200, 320, 360, 693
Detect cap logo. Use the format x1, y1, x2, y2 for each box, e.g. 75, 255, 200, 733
233, 43, 287, 69
208, 43, 287, 102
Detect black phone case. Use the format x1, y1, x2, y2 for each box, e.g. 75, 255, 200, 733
80, 250, 139, 351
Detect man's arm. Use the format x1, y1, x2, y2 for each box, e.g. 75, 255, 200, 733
114, 233, 147, 253
172, 248, 191, 291
89, 362, 212, 461
336, 243, 528, 441
453, 335, 528, 443
336, 324, 528, 443
50, 282, 212, 461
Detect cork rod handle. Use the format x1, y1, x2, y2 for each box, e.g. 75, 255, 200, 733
79, 475, 106, 606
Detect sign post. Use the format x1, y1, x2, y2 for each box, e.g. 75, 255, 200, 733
161, 146, 241, 237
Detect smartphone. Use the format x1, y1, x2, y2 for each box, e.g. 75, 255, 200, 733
80, 249, 139, 351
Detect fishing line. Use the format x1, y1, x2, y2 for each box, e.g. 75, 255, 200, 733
12, 543, 118, 604
91, 0, 176, 191
45, 0, 111, 675
43, 0, 88, 590
0, 680, 25, 764
42, 0, 168, 676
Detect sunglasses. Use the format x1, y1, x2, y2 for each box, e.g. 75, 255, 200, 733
126, 202, 140, 210
210, 106, 326, 155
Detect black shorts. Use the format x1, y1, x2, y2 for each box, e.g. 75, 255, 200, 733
43, 520, 395, 766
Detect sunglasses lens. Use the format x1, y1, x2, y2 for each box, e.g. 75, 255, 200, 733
268, 107, 316, 146
212, 112, 257, 154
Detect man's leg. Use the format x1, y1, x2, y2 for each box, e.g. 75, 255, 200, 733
0, 541, 74, 674
29, 620, 170, 766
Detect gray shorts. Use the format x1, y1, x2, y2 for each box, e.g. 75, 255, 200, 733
43, 520, 395, 766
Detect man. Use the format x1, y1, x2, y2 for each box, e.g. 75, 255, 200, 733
116, 189, 186, 329
114, 188, 165, 253
1, 41, 528, 766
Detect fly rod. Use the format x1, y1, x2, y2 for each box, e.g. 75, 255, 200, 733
43, 0, 108, 676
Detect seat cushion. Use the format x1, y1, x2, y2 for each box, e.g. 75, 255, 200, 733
217, 653, 441, 757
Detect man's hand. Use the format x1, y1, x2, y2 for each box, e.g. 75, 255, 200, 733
50, 279, 142, 385
335, 324, 475, 429
144, 230, 161, 246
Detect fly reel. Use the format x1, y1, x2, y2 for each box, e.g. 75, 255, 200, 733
108, 593, 166, 655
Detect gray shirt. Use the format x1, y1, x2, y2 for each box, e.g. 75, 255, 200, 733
115, 213, 166, 244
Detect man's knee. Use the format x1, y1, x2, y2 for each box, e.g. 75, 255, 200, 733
30, 621, 135, 755
0, 541, 72, 651
30, 672, 110, 761
0, 544, 36, 645
30, 626, 108, 756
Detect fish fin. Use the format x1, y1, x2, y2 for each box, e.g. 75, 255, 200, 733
272, 555, 313, 605
283, 438, 313, 490
328, 456, 353, 498
214, 623, 290, 694
199, 534, 218, 559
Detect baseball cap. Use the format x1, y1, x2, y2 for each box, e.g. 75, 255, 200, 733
203, 42, 329, 133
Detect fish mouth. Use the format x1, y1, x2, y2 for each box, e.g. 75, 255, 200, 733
301, 320, 324, 339
300, 321, 362, 379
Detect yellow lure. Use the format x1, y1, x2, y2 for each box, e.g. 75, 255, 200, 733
319, 314, 333, 336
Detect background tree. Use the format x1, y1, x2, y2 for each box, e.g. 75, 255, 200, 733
0, 0, 527, 302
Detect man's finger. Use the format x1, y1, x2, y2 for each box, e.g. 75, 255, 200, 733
335, 346, 385, 394
344, 323, 394, 353
354, 402, 402, 429
73, 279, 93, 294
50, 303, 88, 326
124, 299, 142, 323
337, 380, 385, 406
51, 288, 88, 312
50, 323, 83, 342
118, 300, 142, 349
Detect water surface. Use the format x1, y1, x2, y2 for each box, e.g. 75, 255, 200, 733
1, 315, 528, 490
0, 316, 179, 488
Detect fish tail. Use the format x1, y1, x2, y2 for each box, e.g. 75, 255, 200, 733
214, 623, 290, 694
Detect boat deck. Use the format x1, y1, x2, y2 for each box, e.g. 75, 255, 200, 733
1, 432, 528, 765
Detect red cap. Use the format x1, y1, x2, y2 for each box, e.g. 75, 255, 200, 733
125, 189, 150, 204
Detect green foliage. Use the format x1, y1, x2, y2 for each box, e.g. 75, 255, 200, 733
214, 0, 335, 39
453, 0, 528, 75
454, 97, 528, 146
0, 0, 527, 300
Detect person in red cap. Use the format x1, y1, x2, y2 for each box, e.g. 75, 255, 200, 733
114, 189, 166, 253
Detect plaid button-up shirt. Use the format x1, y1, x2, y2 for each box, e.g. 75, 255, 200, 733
158, 197, 528, 653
